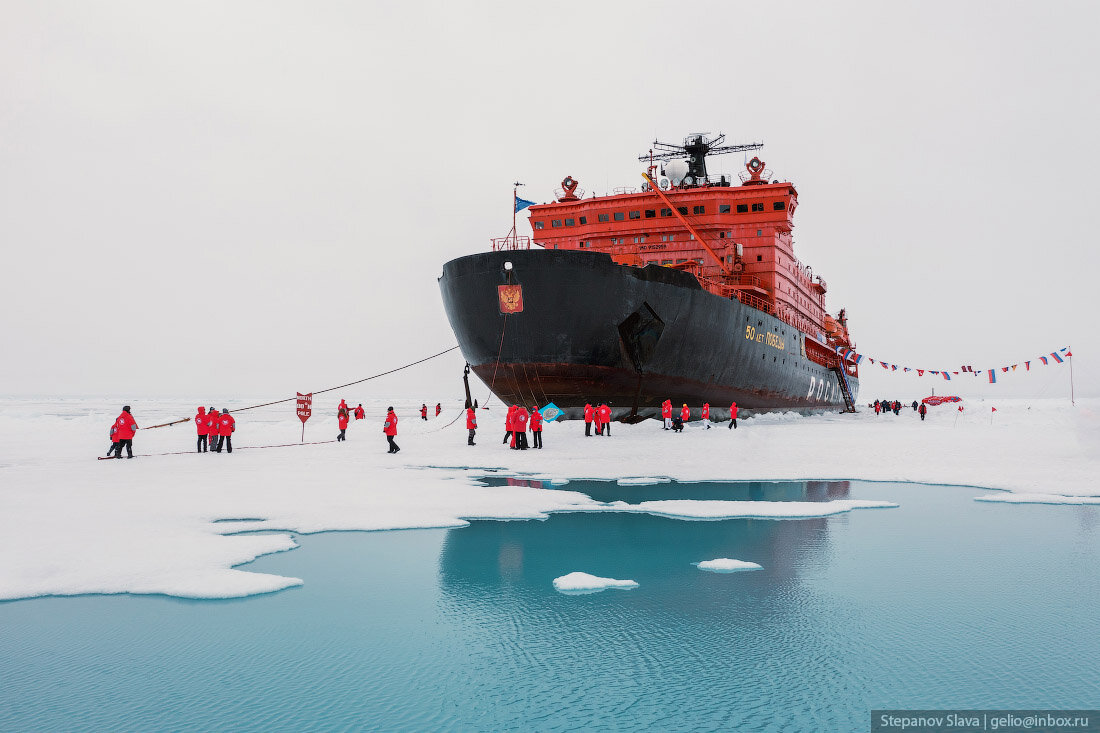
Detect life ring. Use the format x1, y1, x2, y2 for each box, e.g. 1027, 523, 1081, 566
732, 261, 744, 273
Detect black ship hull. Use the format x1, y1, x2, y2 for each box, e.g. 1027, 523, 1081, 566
439, 249, 858, 420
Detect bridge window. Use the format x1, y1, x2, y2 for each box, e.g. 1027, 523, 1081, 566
718, 232, 725, 238
675, 259, 686, 264
534, 221, 545, 229
693, 205, 705, 214
719, 204, 731, 214
677, 207, 688, 215
737, 204, 748, 213
579, 216, 588, 224
598, 213, 610, 222
757, 255, 763, 262
551, 220, 561, 228
644, 209, 656, 218
629, 211, 641, 220
757, 229, 763, 236
614, 212, 625, 221
565, 218, 574, 226
773, 201, 786, 211
751, 203, 764, 212
660, 208, 672, 217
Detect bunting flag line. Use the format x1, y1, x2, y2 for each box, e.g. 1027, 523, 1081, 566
832, 344, 1070, 384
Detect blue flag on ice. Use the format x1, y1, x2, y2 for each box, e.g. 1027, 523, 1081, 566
540, 402, 564, 421
515, 196, 537, 213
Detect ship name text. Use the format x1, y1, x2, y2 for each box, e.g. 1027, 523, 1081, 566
745, 325, 785, 351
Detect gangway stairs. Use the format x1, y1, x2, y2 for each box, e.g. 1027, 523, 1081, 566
830, 365, 857, 413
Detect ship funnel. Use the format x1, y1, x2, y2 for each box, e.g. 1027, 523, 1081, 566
665, 159, 689, 186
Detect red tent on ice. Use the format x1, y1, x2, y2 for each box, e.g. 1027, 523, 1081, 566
921, 395, 961, 406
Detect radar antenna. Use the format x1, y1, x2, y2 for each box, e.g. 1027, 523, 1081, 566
639, 133, 763, 184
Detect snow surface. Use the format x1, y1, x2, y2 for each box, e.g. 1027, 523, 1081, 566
695, 559, 763, 573
0, 397, 1096, 601
552, 572, 639, 594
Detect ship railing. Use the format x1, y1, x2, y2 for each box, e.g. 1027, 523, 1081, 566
491, 235, 531, 251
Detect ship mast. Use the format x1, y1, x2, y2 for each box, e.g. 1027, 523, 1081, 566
638, 133, 763, 184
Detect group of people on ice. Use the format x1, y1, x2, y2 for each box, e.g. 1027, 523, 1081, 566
420, 403, 441, 420
660, 400, 738, 431
582, 403, 613, 436
336, 399, 367, 441
501, 404, 544, 449
873, 399, 927, 420
193, 406, 237, 453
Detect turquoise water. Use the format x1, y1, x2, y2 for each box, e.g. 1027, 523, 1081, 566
1, 480, 1099, 732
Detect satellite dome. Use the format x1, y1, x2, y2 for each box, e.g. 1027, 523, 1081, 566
664, 160, 689, 185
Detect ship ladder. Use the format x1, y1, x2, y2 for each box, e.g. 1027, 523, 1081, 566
829, 365, 857, 413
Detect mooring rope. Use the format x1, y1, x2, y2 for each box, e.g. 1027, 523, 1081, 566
140, 345, 461, 429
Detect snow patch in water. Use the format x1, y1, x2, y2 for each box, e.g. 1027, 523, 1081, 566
552, 572, 639, 595
617, 477, 671, 486
975, 493, 1100, 505
695, 558, 762, 573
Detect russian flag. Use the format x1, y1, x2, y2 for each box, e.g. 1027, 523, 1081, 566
1050, 352, 1064, 363
1025, 361, 1030, 371
854, 353, 864, 365
942, 371, 951, 380
1040, 356, 1049, 365
988, 369, 996, 383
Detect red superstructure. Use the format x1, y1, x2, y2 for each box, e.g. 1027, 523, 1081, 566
499, 133, 855, 370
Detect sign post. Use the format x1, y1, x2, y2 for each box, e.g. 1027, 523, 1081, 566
296, 392, 313, 443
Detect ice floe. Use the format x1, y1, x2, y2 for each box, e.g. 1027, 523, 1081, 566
694, 558, 763, 573
1, 396, 1095, 602
552, 572, 639, 594
617, 477, 672, 486
974, 493, 1100, 505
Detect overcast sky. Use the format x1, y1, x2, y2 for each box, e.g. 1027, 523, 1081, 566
2, 0, 1097, 406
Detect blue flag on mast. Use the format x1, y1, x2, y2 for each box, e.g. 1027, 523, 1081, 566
515, 196, 537, 213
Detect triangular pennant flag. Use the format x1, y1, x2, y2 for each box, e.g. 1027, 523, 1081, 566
942, 371, 951, 380
1050, 352, 1064, 363
917, 369, 924, 376
1011, 364, 1017, 371
1025, 361, 1030, 371
891, 365, 898, 371
991, 407, 997, 412
1040, 356, 1049, 365
904, 367, 911, 372
1066, 350, 1073, 357
1001, 367, 1009, 373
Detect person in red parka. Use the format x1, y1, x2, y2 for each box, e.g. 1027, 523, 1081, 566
592, 403, 603, 435
583, 403, 594, 437
680, 404, 690, 426
514, 406, 529, 450
112, 405, 138, 458
662, 400, 673, 430
206, 408, 219, 451
529, 405, 543, 449
354, 404, 365, 420
435, 403, 441, 417
466, 406, 477, 445
337, 405, 349, 441
195, 406, 208, 453
107, 423, 119, 458
216, 409, 236, 453
598, 402, 612, 436
701, 402, 711, 429
384, 406, 399, 453
728, 401, 738, 430
420, 403, 428, 421
918, 402, 927, 421
504, 405, 517, 445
